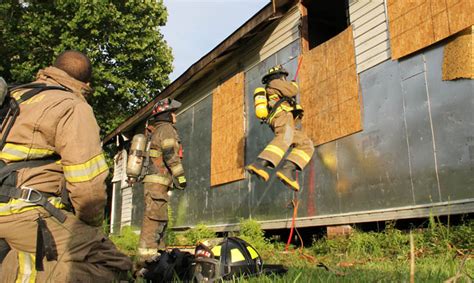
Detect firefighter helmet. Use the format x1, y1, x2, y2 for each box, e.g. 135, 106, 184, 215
151, 98, 182, 116
193, 237, 263, 281
261, 65, 289, 84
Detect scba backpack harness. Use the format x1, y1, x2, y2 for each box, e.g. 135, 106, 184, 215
0, 81, 73, 270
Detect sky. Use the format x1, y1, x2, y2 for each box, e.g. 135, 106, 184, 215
161, 0, 269, 81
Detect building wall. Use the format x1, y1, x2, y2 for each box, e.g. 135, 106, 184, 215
111, 3, 474, 232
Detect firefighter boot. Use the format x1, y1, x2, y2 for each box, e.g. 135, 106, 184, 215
276, 161, 300, 191
246, 159, 271, 181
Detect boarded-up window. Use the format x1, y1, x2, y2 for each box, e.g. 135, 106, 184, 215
387, 0, 473, 59
300, 26, 362, 145
210, 72, 245, 186
442, 25, 474, 80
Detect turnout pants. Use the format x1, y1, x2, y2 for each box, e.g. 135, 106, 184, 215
0, 208, 132, 282
259, 111, 314, 170
138, 182, 169, 259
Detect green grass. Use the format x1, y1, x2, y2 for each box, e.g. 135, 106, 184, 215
111, 217, 474, 282
109, 225, 140, 256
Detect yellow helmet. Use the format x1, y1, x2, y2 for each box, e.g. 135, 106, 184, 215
261, 65, 289, 84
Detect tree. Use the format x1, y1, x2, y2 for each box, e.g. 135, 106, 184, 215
0, 0, 173, 135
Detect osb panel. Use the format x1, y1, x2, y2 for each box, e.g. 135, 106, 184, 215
210, 72, 245, 186
300, 26, 362, 146
388, 0, 473, 59
442, 26, 474, 80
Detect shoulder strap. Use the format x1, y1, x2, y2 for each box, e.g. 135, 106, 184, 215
0, 158, 59, 179
0, 84, 69, 151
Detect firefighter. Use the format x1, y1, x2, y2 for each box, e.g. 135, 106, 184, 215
136, 98, 187, 263
246, 65, 314, 191
0, 51, 132, 282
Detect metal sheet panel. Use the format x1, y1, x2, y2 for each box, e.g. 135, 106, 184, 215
400, 71, 439, 204
423, 45, 474, 201
334, 59, 414, 213
245, 40, 301, 221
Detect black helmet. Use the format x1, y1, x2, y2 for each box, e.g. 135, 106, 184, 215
193, 237, 263, 281
261, 65, 289, 84
151, 98, 182, 116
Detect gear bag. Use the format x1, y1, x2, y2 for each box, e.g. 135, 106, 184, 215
142, 248, 195, 282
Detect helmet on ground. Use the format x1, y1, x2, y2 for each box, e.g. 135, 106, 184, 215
151, 98, 182, 116
261, 65, 289, 84
193, 237, 263, 281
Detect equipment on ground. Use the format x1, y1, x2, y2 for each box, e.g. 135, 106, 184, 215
126, 134, 147, 183
193, 237, 264, 281
140, 248, 195, 282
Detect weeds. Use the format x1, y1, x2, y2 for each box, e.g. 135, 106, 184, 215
110, 217, 474, 282
109, 225, 140, 255
238, 218, 270, 252
181, 223, 216, 245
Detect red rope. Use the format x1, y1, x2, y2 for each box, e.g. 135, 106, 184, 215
293, 56, 303, 81
285, 56, 304, 251
285, 197, 299, 251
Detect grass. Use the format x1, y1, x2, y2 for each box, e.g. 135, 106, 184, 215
110, 216, 474, 282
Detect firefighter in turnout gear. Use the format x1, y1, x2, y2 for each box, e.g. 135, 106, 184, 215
136, 98, 186, 262
0, 51, 132, 282
246, 65, 314, 191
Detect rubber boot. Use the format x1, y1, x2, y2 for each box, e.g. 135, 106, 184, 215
276, 160, 300, 191
246, 158, 271, 181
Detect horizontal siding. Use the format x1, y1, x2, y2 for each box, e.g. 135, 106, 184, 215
121, 187, 132, 227
259, 6, 300, 61
350, 0, 391, 73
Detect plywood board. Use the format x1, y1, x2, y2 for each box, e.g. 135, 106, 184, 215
387, 0, 473, 59
300, 26, 363, 146
442, 26, 474, 80
210, 72, 245, 186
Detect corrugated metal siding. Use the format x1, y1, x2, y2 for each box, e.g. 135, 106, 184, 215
349, 0, 391, 73
120, 187, 132, 228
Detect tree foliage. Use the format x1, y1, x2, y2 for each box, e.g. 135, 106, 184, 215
0, 0, 173, 135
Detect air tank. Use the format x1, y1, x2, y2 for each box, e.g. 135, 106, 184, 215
126, 134, 147, 182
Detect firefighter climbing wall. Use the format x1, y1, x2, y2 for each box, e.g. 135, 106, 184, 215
387, 0, 473, 59
210, 72, 245, 186
300, 26, 362, 145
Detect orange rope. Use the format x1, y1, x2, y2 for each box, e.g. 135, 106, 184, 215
285, 198, 299, 251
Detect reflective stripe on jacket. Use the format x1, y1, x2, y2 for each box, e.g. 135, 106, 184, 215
0, 67, 107, 226
144, 122, 185, 187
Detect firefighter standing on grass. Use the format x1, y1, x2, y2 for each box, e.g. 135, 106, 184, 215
0, 51, 131, 282
246, 65, 314, 191
135, 98, 187, 263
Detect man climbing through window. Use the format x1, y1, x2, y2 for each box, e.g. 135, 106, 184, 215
246, 65, 314, 191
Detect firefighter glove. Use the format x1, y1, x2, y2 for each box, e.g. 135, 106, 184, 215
174, 175, 187, 190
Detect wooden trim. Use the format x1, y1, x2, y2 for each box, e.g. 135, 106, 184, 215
298, 1, 309, 53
